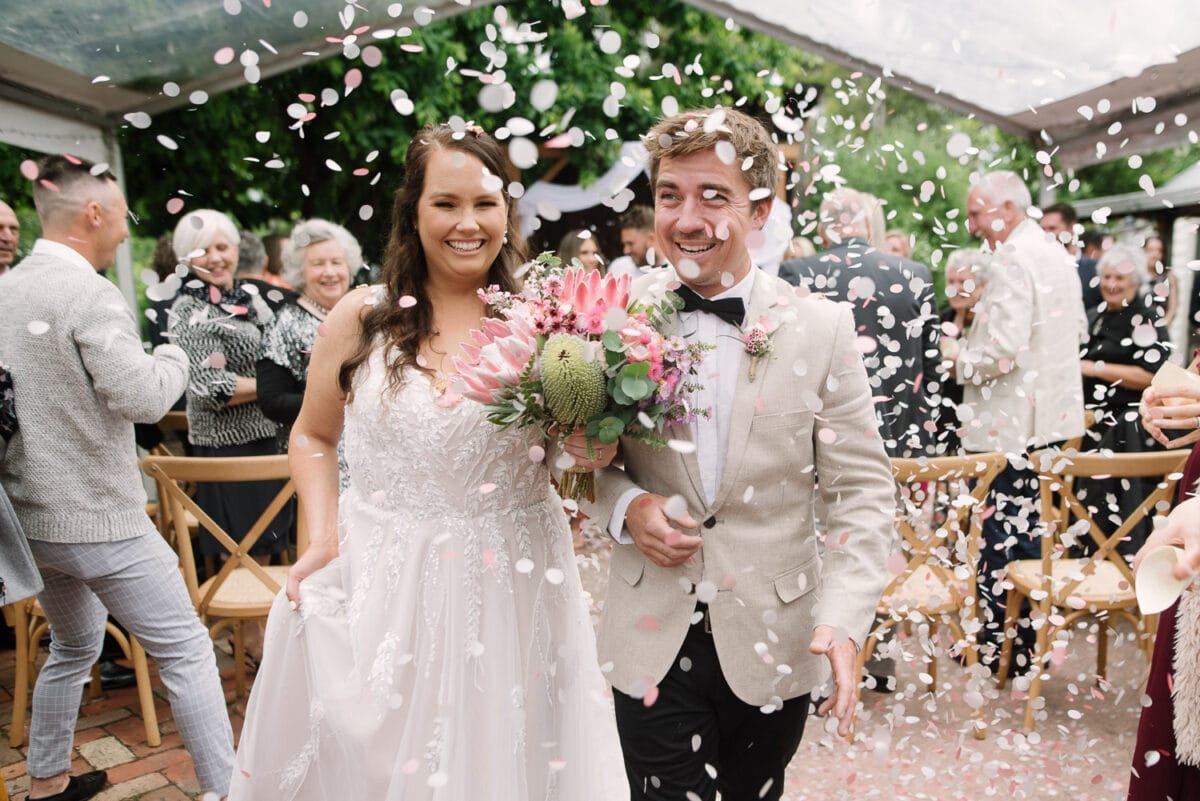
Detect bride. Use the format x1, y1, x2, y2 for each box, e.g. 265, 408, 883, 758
228, 124, 628, 801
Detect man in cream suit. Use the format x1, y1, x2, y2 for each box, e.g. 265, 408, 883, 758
592, 107, 895, 801
956, 170, 1087, 670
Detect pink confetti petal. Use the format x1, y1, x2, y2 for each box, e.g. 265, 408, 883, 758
344, 68, 362, 90
208, 352, 227, 369
214, 47, 235, 65
642, 685, 660, 707
398, 295, 417, 308
166, 197, 185, 215
19, 160, 38, 180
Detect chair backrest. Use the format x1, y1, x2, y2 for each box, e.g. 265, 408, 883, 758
1031, 448, 1190, 595
141, 454, 305, 614
884, 452, 1008, 611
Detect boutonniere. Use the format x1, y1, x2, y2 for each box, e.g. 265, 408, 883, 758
740, 319, 774, 382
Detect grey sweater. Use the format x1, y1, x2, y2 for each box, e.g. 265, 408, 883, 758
0, 247, 188, 543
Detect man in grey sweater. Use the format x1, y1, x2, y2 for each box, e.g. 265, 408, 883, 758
0, 156, 234, 801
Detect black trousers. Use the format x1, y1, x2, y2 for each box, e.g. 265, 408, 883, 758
613, 608, 809, 801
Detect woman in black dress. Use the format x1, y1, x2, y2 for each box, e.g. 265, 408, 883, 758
1077, 243, 1169, 554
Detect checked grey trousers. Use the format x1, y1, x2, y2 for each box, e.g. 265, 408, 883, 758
27, 534, 235, 797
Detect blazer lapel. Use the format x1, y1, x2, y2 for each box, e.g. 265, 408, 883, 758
712, 274, 779, 510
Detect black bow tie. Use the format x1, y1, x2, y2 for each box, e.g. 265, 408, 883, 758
675, 285, 745, 327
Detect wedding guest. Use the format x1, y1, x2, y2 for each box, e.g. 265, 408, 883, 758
0, 199, 19, 276
1074, 244, 1167, 553
1130, 380, 1200, 800
261, 232, 293, 289
939, 249, 990, 454
607, 205, 660, 279
884, 228, 911, 258
237, 229, 267, 278
1040, 201, 1101, 311
145, 233, 180, 349
780, 186, 942, 458
228, 123, 627, 800
257, 219, 357, 491
557, 228, 604, 272
958, 170, 1087, 672
169, 209, 291, 562
595, 107, 894, 801
1145, 234, 1177, 325
0, 155, 233, 801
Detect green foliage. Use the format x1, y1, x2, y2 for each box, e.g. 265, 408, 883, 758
114, 0, 821, 262
1061, 144, 1200, 204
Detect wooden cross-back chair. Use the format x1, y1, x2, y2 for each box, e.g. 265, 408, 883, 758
856, 451, 1007, 740
141, 454, 305, 697
3, 600, 159, 749
998, 447, 1190, 731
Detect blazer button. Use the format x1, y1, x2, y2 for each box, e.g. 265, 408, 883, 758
703, 517, 716, 529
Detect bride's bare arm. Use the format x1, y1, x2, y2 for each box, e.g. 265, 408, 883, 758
286, 286, 374, 606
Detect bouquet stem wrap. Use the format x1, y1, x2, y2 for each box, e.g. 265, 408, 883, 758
558, 467, 596, 504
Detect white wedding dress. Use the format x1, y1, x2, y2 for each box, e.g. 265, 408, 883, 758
229, 350, 629, 800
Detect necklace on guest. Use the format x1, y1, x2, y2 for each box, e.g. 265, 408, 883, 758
299, 294, 333, 319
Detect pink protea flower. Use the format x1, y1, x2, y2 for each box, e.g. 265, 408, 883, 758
453, 310, 538, 403
558, 267, 631, 316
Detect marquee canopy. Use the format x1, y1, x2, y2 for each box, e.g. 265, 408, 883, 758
3, 0, 1198, 168
3, 0, 1198, 303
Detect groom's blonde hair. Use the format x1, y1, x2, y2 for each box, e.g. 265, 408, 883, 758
643, 107, 779, 210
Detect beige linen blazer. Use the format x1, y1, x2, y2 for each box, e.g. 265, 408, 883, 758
955, 219, 1087, 455
593, 268, 895, 707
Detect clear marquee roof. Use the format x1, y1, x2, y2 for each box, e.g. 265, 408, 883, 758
1, 0, 1199, 167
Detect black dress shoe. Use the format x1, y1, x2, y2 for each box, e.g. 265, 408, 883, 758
30, 770, 107, 801
98, 660, 137, 690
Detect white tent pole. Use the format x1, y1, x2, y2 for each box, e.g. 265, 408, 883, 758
103, 127, 138, 314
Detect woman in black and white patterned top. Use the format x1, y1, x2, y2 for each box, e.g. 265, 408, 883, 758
168, 209, 291, 559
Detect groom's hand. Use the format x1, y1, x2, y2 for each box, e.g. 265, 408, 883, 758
625, 494, 702, 567
810, 625, 859, 739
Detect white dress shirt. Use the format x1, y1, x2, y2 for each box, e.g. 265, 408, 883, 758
608, 269, 757, 542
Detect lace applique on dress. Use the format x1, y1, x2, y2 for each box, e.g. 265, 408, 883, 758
227, 348, 630, 801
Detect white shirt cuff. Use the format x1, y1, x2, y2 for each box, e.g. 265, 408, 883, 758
608, 487, 647, 545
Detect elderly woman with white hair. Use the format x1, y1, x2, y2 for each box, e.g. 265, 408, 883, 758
256, 219, 359, 431
939, 248, 991, 453
1074, 242, 1170, 553
168, 209, 291, 565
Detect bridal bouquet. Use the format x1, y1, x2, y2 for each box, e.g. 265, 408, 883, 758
454, 254, 708, 502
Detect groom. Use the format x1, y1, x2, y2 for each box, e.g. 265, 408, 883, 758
593, 107, 895, 801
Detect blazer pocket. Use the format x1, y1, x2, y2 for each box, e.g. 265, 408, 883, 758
613, 548, 646, 587
750, 409, 814, 433
773, 555, 820, 604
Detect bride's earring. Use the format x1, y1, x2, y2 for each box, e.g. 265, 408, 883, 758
502, 227, 509, 245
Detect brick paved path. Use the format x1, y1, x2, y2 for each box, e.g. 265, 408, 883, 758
0, 549, 1147, 800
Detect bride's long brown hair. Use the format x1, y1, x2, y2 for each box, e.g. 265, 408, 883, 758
338, 125, 527, 395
